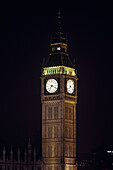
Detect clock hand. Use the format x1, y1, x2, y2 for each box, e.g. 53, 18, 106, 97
53, 86, 57, 89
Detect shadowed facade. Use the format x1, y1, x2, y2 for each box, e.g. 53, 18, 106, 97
0, 139, 42, 170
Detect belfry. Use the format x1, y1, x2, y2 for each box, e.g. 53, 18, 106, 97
41, 10, 78, 170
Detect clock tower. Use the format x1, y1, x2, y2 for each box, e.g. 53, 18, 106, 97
41, 11, 77, 170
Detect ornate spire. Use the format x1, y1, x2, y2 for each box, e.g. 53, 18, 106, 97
58, 9, 61, 19
17, 148, 20, 162
44, 10, 74, 68
3, 146, 6, 162
33, 148, 36, 162
3, 146, 6, 153
51, 10, 67, 44
57, 9, 62, 35
28, 137, 31, 163
10, 147, 13, 162
24, 148, 27, 163
28, 136, 31, 146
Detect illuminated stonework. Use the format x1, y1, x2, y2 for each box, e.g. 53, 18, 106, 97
41, 71, 77, 170
41, 10, 77, 170
51, 42, 67, 53
43, 66, 76, 76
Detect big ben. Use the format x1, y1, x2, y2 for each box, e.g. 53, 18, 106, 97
41, 11, 77, 170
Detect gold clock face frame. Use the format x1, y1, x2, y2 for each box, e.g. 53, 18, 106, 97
46, 79, 58, 94
66, 79, 74, 94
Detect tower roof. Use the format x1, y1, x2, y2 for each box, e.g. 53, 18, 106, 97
45, 53, 73, 68
44, 11, 74, 68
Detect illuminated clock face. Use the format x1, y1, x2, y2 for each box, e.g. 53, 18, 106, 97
67, 79, 74, 94
46, 79, 58, 93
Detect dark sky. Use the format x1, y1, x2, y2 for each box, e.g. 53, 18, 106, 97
0, 1, 113, 155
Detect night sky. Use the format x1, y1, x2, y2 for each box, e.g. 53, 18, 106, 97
0, 1, 113, 155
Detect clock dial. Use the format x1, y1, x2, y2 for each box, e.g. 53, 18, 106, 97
46, 79, 58, 93
67, 79, 74, 94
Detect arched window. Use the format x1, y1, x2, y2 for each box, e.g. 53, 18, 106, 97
48, 107, 52, 119
54, 126, 58, 138
48, 127, 52, 138
65, 107, 68, 119
69, 108, 72, 120
54, 107, 58, 119
69, 127, 72, 138
48, 146, 52, 157
69, 145, 72, 157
